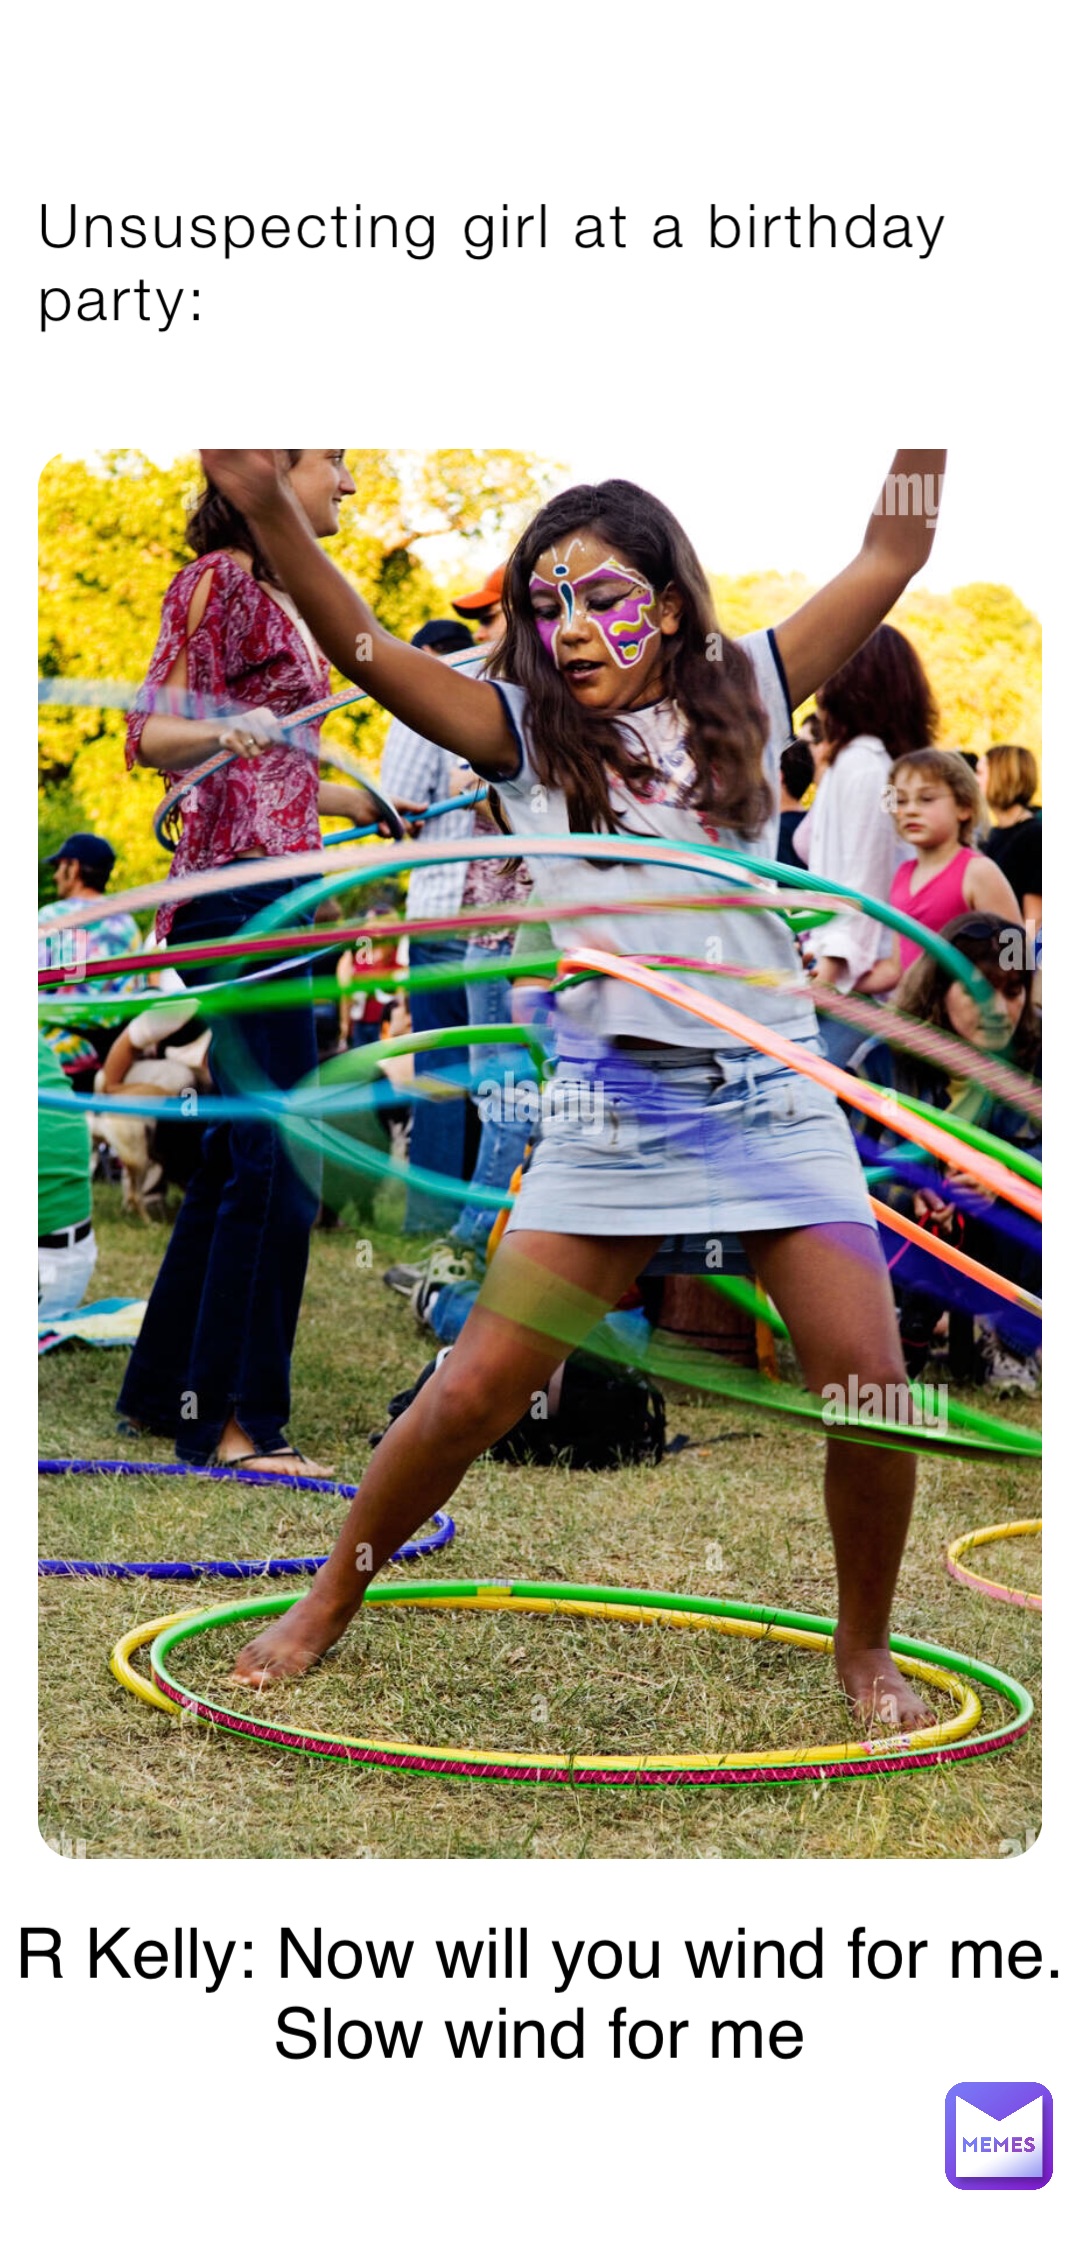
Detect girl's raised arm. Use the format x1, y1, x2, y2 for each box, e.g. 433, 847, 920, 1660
774, 450, 947, 709
199, 451, 519, 775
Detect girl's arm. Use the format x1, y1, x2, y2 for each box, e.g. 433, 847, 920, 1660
317, 780, 425, 827
852, 936, 901, 993
199, 452, 518, 775
962, 853, 1021, 919
774, 450, 947, 708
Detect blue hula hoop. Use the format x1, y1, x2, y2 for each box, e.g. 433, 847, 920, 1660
37, 1457, 455, 1572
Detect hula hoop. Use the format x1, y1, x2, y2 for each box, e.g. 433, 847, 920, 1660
43, 832, 1011, 1020
37, 1458, 455, 1568
149, 688, 408, 852
132, 1580, 1034, 1785
945, 1521, 1042, 1611
46, 1556, 327, 1581
110, 1608, 203, 1715
324, 787, 487, 846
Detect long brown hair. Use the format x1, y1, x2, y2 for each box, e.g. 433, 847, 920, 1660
895, 911, 1041, 1075
186, 450, 303, 581
817, 623, 938, 766
489, 481, 774, 838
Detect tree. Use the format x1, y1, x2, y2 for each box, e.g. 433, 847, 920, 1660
710, 570, 1042, 771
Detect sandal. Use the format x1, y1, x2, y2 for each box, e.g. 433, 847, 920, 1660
208, 1447, 332, 1479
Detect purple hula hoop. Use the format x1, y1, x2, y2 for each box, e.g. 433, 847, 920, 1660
37, 1457, 455, 1574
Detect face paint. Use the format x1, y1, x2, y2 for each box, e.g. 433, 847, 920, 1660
529, 543, 660, 668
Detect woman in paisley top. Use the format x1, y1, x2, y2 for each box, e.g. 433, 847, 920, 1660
117, 451, 381, 1475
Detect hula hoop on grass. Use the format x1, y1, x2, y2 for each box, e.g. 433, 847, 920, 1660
37, 1458, 455, 1568
48, 1556, 328, 1581
945, 1521, 1042, 1611
134, 1580, 1034, 1785
110, 1609, 202, 1714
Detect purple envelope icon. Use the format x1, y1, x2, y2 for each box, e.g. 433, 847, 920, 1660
945, 2082, 1052, 2190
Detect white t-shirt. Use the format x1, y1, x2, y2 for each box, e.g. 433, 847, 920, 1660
794, 735, 915, 991
490, 629, 818, 1050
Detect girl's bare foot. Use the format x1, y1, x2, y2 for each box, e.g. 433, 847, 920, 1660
231, 1586, 356, 1684
834, 1643, 933, 1734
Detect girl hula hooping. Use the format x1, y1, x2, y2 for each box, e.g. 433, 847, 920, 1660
202, 447, 948, 1730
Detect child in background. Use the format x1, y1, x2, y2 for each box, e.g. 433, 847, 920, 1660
855, 912, 1041, 1394
862, 750, 1021, 990
338, 934, 401, 1050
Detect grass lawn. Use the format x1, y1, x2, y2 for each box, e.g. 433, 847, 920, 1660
39, 1182, 1042, 1860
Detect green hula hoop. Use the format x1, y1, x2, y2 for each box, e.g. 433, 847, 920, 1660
892, 1091, 1042, 1186
146, 1580, 1034, 1788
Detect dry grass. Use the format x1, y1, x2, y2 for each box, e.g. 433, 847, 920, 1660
39, 1184, 1042, 1859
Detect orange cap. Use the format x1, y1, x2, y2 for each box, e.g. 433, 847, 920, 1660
451, 564, 506, 616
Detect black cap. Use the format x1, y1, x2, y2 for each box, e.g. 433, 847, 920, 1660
410, 619, 475, 654
44, 832, 117, 876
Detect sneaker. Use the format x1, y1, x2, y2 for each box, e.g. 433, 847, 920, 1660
409, 1272, 445, 1329
979, 1337, 1040, 1397
383, 1239, 473, 1300
424, 1239, 475, 1286
383, 1260, 425, 1298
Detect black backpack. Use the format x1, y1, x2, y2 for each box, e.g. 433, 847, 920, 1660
373, 1348, 666, 1470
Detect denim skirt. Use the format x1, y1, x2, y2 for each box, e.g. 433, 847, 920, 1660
506, 1037, 874, 1244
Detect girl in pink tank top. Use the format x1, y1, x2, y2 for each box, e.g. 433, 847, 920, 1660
887, 749, 1021, 972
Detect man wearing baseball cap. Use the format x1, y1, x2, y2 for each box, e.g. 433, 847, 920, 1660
39, 832, 143, 1085
450, 564, 506, 646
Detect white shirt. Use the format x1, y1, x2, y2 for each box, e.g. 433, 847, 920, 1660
491, 630, 818, 1049
380, 652, 486, 923
794, 735, 914, 991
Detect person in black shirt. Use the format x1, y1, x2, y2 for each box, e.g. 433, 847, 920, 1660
978, 743, 1042, 928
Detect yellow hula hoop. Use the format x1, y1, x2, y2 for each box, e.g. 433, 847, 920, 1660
109, 1609, 203, 1715
115, 1586, 987, 1780
945, 1521, 1043, 1611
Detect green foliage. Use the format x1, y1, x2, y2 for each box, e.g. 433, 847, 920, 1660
711, 571, 1042, 760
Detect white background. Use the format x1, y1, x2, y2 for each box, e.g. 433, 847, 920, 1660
14, 4, 1072, 2238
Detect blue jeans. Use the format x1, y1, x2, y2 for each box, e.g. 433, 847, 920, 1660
403, 936, 471, 1233
116, 878, 319, 1463
819, 1008, 872, 1071
450, 941, 534, 1249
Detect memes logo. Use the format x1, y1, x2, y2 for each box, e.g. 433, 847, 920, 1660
944, 2082, 1053, 2191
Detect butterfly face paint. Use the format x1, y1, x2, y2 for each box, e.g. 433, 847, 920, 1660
529, 541, 661, 670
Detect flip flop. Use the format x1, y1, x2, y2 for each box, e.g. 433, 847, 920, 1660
208, 1447, 331, 1478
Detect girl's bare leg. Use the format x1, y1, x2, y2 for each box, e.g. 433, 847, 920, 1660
232, 1230, 659, 1682
743, 1221, 932, 1732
